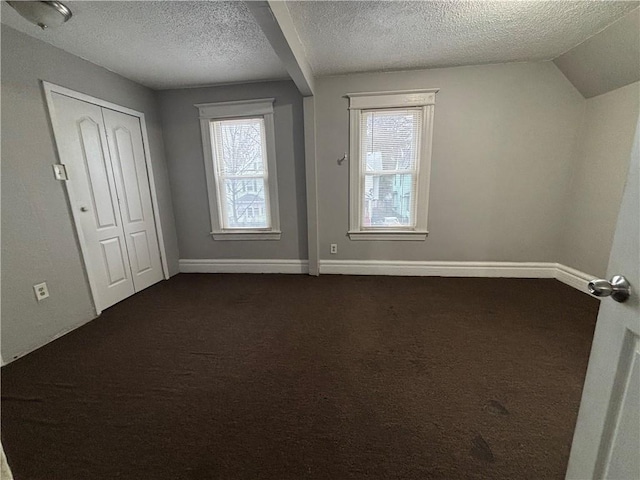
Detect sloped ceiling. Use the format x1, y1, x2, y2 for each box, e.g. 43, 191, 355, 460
0, 1, 288, 89
285, 1, 639, 77
554, 8, 640, 98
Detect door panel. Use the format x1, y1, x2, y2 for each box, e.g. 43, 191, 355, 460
78, 117, 119, 229
100, 237, 130, 286
51, 93, 135, 310
102, 108, 164, 292
130, 231, 153, 273
113, 127, 144, 222
566, 120, 640, 479
605, 338, 639, 478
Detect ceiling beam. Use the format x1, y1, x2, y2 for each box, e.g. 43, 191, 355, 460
246, 1, 315, 96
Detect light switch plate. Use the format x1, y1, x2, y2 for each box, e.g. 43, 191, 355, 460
34, 282, 49, 301
53, 164, 68, 181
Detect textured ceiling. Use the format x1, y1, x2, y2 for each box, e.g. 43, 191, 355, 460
0, 1, 288, 89
285, 1, 640, 76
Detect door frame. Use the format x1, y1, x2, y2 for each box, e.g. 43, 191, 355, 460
42, 81, 170, 315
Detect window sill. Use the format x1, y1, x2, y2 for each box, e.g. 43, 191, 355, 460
348, 230, 428, 241
211, 230, 281, 241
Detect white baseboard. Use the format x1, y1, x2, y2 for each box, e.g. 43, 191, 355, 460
179, 259, 595, 296
318, 260, 558, 278
179, 259, 309, 274
319, 260, 596, 296
555, 264, 594, 294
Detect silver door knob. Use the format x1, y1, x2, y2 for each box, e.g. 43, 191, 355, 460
588, 275, 631, 303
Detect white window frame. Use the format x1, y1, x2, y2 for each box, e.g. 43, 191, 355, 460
347, 89, 438, 241
196, 98, 281, 241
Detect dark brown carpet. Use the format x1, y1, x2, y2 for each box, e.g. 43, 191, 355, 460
2, 274, 598, 480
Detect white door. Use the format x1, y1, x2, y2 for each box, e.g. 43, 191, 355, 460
50, 93, 164, 311
102, 109, 164, 292
566, 119, 640, 479
51, 93, 135, 310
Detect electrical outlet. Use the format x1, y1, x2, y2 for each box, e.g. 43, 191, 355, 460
330, 244, 338, 254
33, 282, 49, 301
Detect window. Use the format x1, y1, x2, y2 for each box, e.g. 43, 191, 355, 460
196, 98, 280, 240
347, 89, 437, 240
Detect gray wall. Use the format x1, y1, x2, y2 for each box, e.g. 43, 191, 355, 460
554, 8, 640, 99
158, 81, 307, 260
314, 62, 585, 262
560, 82, 640, 277
1, 27, 179, 362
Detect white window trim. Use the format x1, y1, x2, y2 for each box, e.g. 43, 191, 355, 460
347, 89, 438, 241
196, 98, 281, 241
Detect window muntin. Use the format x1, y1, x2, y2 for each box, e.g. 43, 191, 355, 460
210, 117, 270, 230
360, 108, 422, 229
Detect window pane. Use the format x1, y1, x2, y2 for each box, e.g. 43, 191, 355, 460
212, 118, 265, 176
362, 174, 416, 227
361, 109, 421, 172
222, 178, 269, 228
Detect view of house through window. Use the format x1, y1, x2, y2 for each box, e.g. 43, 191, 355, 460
211, 118, 270, 229
360, 109, 421, 228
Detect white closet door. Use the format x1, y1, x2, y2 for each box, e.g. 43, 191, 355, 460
51, 93, 135, 310
102, 109, 164, 292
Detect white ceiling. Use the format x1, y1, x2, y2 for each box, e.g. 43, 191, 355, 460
0, 1, 288, 90
285, 1, 640, 76
2, 1, 638, 90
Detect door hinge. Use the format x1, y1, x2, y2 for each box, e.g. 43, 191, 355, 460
53, 164, 68, 181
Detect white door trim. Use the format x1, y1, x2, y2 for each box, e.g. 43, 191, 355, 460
42, 81, 170, 315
